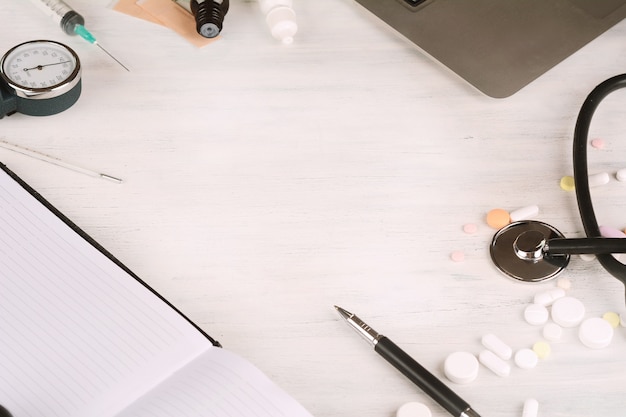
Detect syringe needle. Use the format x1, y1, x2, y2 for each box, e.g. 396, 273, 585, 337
95, 43, 130, 72
74, 25, 130, 72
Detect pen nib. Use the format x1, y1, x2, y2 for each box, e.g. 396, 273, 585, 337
334, 305, 352, 320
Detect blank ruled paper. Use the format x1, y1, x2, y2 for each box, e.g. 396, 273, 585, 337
0, 166, 314, 417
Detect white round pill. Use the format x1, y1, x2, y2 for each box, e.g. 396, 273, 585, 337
579, 317, 614, 349
444, 351, 479, 384
617, 168, 626, 182
514, 348, 538, 369
542, 322, 563, 341
551, 297, 586, 327
522, 398, 539, 417
479, 349, 511, 377
396, 401, 432, 417
524, 303, 549, 325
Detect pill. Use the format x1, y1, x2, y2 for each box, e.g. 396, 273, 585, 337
542, 322, 563, 341
478, 349, 510, 377
463, 223, 478, 234
450, 251, 465, 262
556, 277, 571, 290
481, 333, 512, 360
486, 208, 510, 229
443, 351, 479, 384
533, 288, 565, 306
514, 348, 538, 369
588, 172, 610, 187
560, 175, 575, 191
590, 138, 605, 149
617, 168, 626, 182
602, 311, 620, 328
599, 225, 626, 238
532, 341, 551, 359
522, 398, 539, 417
620, 313, 626, 327
509, 205, 539, 222
396, 402, 432, 417
551, 296, 585, 327
579, 317, 614, 349
524, 303, 549, 325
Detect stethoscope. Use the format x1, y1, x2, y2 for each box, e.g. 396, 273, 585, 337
490, 74, 626, 300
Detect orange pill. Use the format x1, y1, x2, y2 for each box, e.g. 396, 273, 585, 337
486, 208, 510, 229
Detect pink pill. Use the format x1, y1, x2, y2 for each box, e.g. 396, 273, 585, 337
599, 226, 626, 238
463, 223, 478, 234
450, 251, 465, 262
590, 138, 605, 149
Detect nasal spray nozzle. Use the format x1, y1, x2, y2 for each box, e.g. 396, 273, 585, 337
258, 0, 298, 45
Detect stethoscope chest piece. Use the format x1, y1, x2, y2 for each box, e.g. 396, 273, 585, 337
490, 220, 570, 283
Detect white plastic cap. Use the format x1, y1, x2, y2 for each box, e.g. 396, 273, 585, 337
265, 6, 298, 44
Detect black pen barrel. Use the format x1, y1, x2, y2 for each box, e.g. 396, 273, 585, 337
375, 336, 470, 417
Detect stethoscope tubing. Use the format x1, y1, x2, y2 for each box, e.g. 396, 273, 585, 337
572, 73, 626, 289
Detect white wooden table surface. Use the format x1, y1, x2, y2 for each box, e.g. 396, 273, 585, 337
2, 1, 626, 416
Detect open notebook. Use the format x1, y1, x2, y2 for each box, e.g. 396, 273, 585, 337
0, 163, 314, 417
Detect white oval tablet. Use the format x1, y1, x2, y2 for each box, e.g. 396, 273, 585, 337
522, 398, 539, 417
551, 296, 585, 327
481, 333, 512, 360
396, 401, 432, 417
617, 168, 626, 182
514, 348, 538, 369
579, 317, 614, 349
533, 288, 565, 306
444, 351, 479, 384
524, 303, 549, 325
479, 349, 510, 377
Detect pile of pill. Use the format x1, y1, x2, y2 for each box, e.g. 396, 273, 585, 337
437, 277, 625, 416
560, 138, 626, 190
522, 284, 622, 350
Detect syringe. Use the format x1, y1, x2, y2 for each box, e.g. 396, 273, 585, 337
27, 0, 129, 71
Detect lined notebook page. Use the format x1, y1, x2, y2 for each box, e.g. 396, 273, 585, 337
0, 168, 212, 417
117, 349, 315, 417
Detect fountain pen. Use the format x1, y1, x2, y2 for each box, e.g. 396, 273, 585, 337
334, 306, 482, 417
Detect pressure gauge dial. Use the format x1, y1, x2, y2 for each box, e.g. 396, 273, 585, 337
0, 40, 81, 118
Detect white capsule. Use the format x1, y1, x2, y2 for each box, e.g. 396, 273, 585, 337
481, 333, 512, 360
588, 172, 610, 187
533, 288, 565, 306
522, 398, 539, 417
616, 168, 626, 182
479, 349, 511, 377
509, 205, 539, 222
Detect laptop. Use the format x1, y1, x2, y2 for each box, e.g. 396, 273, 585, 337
353, 0, 626, 97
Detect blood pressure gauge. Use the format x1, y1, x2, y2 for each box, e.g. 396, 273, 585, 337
0, 40, 81, 118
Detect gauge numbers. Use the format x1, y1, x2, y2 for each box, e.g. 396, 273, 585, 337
1, 40, 79, 93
